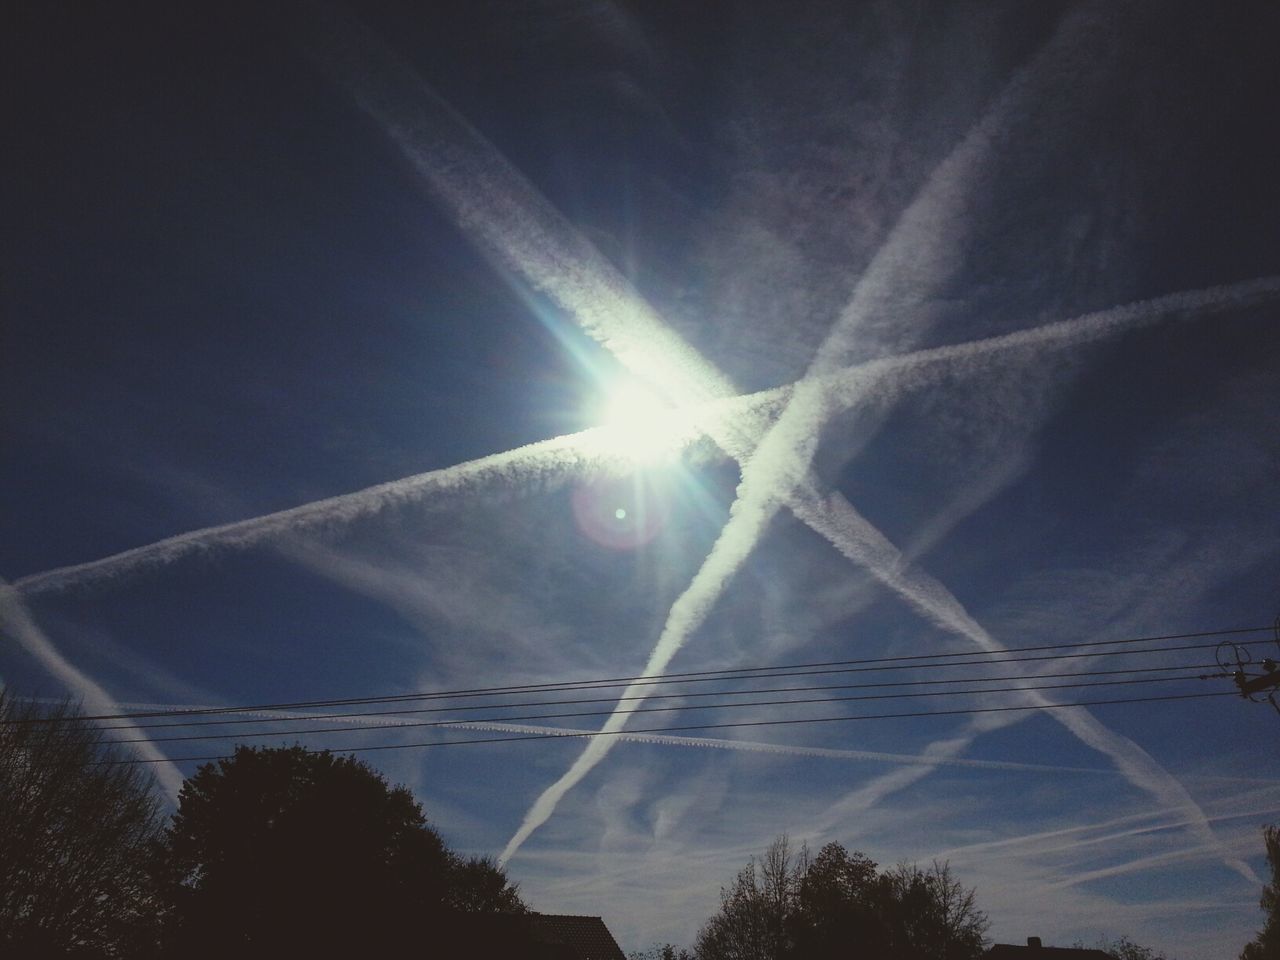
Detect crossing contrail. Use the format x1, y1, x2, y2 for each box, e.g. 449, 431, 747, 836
493, 0, 1268, 869
19, 0, 1271, 876
786, 485, 1259, 883
22, 273, 1276, 601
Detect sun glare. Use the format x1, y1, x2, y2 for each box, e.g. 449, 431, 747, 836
594, 379, 682, 464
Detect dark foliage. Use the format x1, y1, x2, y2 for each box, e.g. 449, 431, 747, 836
0, 692, 164, 958
1076, 934, 1173, 960
150, 744, 523, 958
1241, 825, 1280, 960
630, 944, 695, 960
693, 835, 988, 960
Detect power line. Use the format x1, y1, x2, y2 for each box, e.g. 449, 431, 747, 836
103, 672, 1216, 747
98, 661, 1224, 733
91, 690, 1240, 765
7, 626, 1267, 726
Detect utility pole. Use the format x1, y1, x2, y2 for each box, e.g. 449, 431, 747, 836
1207, 617, 1280, 716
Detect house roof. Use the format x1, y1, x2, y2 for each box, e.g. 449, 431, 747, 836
987, 944, 1112, 960
528, 914, 627, 960
445, 912, 626, 960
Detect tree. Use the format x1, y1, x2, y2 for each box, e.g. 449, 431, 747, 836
878, 861, 988, 960
692, 836, 988, 960
444, 853, 528, 914
694, 836, 805, 960
150, 745, 523, 958
630, 945, 695, 960
1241, 824, 1280, 960
1077, 935, 1172, 960
791, 843, 886, 960
0, 691, 164, 958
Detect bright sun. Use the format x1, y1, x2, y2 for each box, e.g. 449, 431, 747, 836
595, 379, 681, 463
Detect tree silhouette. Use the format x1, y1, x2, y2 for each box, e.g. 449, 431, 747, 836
0, 691, 164, 958
1241, 824, 1280, 960
1077, 934, 1173, 960
693, 836, 987, 960
695, 835, 802, 960
151, 745, 522, 958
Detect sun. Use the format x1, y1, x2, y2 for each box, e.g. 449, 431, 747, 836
593, 378, 683, 464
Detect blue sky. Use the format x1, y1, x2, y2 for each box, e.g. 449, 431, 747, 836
3, 1, 1279, 955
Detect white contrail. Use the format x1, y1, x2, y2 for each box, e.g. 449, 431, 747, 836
494, 272, 1280, 862
23, 272, 1275, 602
786, 486, 1259, 883
73, 705, 1278, 788
947, 800, 1280, 867
0, 582, 183, 802
493, 0, 1268, 861
22, 0, 1276, 864
10, 426, 690, 598
300, 2, 736, 411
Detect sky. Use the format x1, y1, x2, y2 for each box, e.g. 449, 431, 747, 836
3, 0, 1279, 955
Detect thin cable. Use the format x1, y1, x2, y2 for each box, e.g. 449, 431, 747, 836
104, 672, 1214, 746
91, 690, 1241, 765
7, 627, 1268, 726
97, 660, 1224, 732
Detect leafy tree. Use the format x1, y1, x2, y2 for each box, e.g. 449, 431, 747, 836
692, 836, 987, 960
630, 944, 695, 960
695, 836, 805, 960
150, 744, 523, 958
1076, 935, 1172, 960
444, 853, 528, 914
878, 860, 988, 960
1241, 824, 1280, 960
0, 691, 164, 958
790, 843, 886, 959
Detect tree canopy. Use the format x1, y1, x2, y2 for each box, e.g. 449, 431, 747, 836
0, 692, 164, 958
150, 744, 523, 958
693, 836, 988, 960
1241, 824, 1280, 960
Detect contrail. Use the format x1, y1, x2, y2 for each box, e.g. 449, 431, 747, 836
296, 1, 1266, 873
299, 1, 736, 412
11, 426, 693, 598
493, 274, 1278, 862
786, 485, 1259, 883
940, 799, 1280, 866
23, 273, 1275, 602
494, 0, 1267, 862
22, 0, 1274, 866
0, 582, 184, 802
79, 703, 1134, 777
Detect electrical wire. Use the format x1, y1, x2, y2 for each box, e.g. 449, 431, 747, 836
103, 672, 1217, 747
6, 626, 1268, 726
96, 660, 1224, 733
90, 690, 1240, 765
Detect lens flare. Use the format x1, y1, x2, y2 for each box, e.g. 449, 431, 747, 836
571, 473, 670, 551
